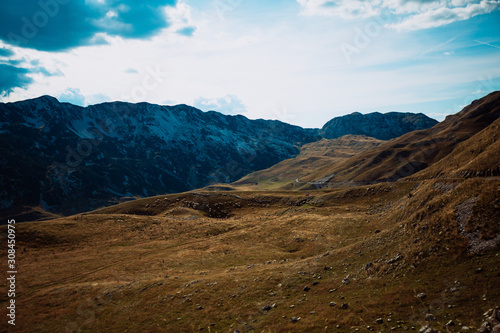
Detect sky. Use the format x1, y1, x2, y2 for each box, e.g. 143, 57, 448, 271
0, 0, 499, 128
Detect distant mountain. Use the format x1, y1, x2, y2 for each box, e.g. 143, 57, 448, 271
312, 91, 500, 187
0, 96, 317, 220
320, 112, 438, 140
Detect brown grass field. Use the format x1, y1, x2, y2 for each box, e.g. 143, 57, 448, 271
1, 177, 499, 332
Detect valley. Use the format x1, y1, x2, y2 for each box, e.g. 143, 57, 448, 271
0, 92, 499, 332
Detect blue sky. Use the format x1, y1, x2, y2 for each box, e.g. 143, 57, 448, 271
0, 0, 499, 127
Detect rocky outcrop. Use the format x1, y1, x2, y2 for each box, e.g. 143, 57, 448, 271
478, 307, 500, 333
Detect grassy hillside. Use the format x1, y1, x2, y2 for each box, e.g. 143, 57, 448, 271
232, 135, 384, 191
1, 177, 498, 332
307, 91, 500, 187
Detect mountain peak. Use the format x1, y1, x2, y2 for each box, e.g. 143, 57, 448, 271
320, 111, 438, 140
30, 95, 60, 104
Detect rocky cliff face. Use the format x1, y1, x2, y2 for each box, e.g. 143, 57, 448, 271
0, 96, 318, 218
319, 111, 438, 140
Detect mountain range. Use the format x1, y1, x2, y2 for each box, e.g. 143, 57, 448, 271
236, 91, 499, 190
2, 91, 498, 333
0, 96, 436, 220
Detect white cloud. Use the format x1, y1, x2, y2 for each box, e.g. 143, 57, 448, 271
58, 88, 86, 106
86, 93, 111, 105
388, 0, 500, 31
164, 1, 197, 36
297, 0, 500, 31
193, 94, 247, 115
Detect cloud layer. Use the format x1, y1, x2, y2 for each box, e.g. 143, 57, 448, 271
0, 0, 178, 51
297, 0, 500, 30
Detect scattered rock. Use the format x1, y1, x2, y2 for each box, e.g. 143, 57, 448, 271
419, 325, 438, 333
330, 302, 336, 307
272, 303, 277, 308
477, 307, 500, 333
365, 262, 374, 271
340, 303, 349, 310
303, 286, 311, 292
342, 277, 350, 285
376, 318, 384, 324
446, 320, 455, 326
290, 317, 299, 323
417, 293, 427, 300
312, 281, 320, 286
261, 305, 272, 311
387, 253, 402, 264
475, 268, 484, 274
425, 314, 436, 321
374, 230, 381, 234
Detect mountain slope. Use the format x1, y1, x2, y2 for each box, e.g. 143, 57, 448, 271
0, 96, 318, 219
319, 111, 438, 140
408, 116, 500, 179
315, 91, 500, 186
231, 135, 384, 190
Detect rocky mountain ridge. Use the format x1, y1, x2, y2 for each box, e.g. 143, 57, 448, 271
0, 96, 437, 220
320, 111, 438, 140
0, 96, 317, 219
